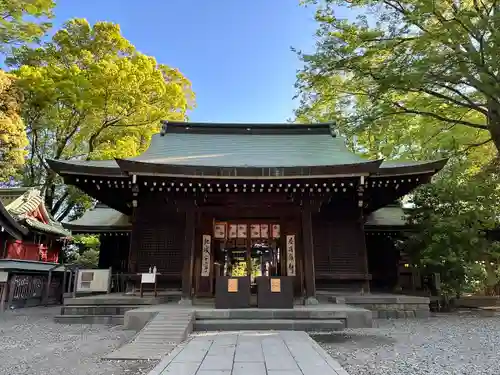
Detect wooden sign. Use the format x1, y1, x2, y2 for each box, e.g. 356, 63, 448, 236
286, 235, 296, 276
141, 273, 156, 284
270, 278, 281, 293
271, 224, 280, 239
260, 224, 269, 238
228, 224, 238, 239
250, 224, 260, 238
201, 235, 211, 277
214, 222, 227, 239
237, 224, 247, 238
228, 278, 238, 293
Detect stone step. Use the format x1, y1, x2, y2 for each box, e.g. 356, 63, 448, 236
54, 314, 124, 325
61, 305, 141, 316
103, 310, 194, 361
63, 294, 181, 306
195, 308, 352, 320
194, 318, 345, 332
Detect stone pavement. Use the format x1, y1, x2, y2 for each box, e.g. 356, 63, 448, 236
148, 331, 349, 375
104, 309, 194, 360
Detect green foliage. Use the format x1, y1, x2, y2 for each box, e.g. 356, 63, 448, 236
71, 234, 100, 268
404, 160, 500, 295
0, 0, 54, 54
296, 0, 500, 158
0, 70, 28, 182
297, 0, 500, 296
8, 18, 194, 220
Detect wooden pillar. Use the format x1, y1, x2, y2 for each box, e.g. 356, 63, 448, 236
43, 270, 52, 306
359, 212, 371, 293
128, 209, 138, 274
301, 201, 317, 302
181, 208, 196, 302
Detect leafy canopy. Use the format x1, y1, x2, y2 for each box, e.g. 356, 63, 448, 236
0, 70, 28, 182
296, 0, 500, 296
296, 0, 500, 159
8, 18, 195, 220
405, 160, 500, 295
0, 0, 54, 54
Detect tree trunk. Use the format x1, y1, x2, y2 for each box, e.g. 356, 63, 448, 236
487, 100, 500, 153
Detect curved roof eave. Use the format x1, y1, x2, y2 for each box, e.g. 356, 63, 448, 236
377, 159, 448, 176
115, 158, 385, 179
46, 159, 123, 177
0, 201, 28, 239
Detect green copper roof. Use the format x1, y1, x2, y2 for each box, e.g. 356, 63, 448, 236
64, 204, 130, 232
47, 122, 446, 178
130, 130, 366, 168
0, 259, 64, 272
365, 206, 408, 227
0, 188, 70, 238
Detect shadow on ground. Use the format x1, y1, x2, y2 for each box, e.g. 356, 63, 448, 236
311, 332, 396, 349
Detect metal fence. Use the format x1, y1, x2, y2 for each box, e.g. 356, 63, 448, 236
6, 273, 63, 309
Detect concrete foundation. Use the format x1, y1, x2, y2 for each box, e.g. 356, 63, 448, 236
318, 292, 431, 319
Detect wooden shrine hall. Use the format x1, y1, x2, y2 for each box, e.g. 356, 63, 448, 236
49, 122, 446, 304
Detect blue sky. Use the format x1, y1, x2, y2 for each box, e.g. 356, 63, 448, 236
52, 0, 351, 123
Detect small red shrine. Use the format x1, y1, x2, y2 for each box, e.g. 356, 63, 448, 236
0, 188, 70, 263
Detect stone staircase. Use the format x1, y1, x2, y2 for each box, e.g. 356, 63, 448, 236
104, 309, 194, 360
193, 305, 372, 332
54, 293, 181, 324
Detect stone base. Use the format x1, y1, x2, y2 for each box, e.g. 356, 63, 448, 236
304, 297, 319, 305
178, 297, 193, 306
318, 292, 431, 319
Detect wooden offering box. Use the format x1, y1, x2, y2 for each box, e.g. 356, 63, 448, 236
215, 276, 251, 309
256, 276, 294, 309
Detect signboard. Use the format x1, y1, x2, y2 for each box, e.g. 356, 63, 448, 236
260, 224, 269, 239
250, 224, 260, 238
228, 224, 238, 239
228, 278, 238, 292
270, 278, 281, 293
214, 222, 227, 239
141, 273, 156, 284
201, 234, 211, 277
76, 269, 111, 292
286, 235, 296, 276
271, 224, 280, 239
0, 271, 8, 283
237, 224, 247, 239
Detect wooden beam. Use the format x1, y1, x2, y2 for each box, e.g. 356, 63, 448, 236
181, 207, 196, 300
301, 200, 316, 299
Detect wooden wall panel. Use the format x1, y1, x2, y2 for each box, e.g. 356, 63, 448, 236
132, 200, 185, 277
312, 213, 370, 291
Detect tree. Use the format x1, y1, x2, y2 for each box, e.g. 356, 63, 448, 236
7, 19, 195, 220
0, 70, 28, 182
404, 161, 500, 296
0, 0, 54, 54
296, 0, 500, 158
69, 234, 100, 268
296, 0, 500, 297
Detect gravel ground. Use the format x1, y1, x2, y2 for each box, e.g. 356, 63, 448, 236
312, 312, 500, 375
0, 306, 158, 375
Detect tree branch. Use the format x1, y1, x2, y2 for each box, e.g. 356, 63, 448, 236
392, 102, 488, 130
51, 190, 70, 217
460, 138, 493, 154
56, 201, 76, 222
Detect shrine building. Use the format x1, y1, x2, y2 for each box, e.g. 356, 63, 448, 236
49, 122, 446, 303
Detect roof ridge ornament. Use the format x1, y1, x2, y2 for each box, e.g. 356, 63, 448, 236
160, 120, 168, 136
325, 122, 338, 138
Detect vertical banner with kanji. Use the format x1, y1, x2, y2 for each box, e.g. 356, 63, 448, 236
201, 234, 211, 277
286, 234, 296, 276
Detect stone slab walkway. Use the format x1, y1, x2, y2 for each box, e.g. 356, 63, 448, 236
104, 309, 194, 360
148, 331, 349, 375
